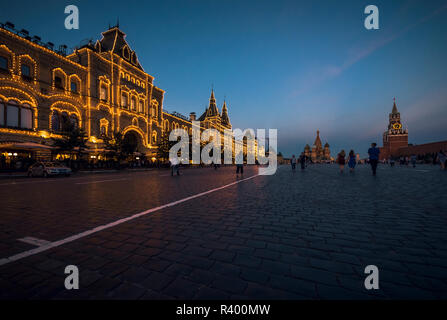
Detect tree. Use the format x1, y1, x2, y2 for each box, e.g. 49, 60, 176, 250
52, 125, 89, 167
157, 132, 176, 163
102, 131, 131, 162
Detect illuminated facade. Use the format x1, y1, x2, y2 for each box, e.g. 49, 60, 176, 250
0, 23, 240, 160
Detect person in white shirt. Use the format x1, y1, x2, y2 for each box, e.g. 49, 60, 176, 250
170, 156, 180, 176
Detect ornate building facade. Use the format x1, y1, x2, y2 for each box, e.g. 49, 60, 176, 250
0, 23, 240, 164
303, 130, 331, 162
380, 99, 408, 160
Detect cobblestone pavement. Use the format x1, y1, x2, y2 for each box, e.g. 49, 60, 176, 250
1, 163, 447, 299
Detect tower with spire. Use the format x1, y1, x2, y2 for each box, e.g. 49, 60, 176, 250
198, 89, 232, 131
380, 98, 408, 160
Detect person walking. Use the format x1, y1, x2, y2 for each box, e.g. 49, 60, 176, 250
299, 152, 306, 170
437, 150, 446, 171
390, 157, 395, 167
236, 151, 244, 176
337, 150, 346, 174
348, 150, 356, 173
368, 143, 380, 176
170, 156, 180, 176
410, 154, 417, 168
291, 154, 297, 171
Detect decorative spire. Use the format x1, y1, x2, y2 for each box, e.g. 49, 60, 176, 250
313, 130, 322, 148
207, 88, 219, 117
221, 100, 230, 125
392, 97, 398, 114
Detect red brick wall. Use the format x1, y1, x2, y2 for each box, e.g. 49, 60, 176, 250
397, 141, 447, 156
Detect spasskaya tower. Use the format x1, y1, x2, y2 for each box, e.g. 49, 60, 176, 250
380, 98, 408, 160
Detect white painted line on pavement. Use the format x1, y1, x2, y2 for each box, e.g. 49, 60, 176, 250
17, 237, 51, 247
76, 178, 129, 185
0, 173, 260, 266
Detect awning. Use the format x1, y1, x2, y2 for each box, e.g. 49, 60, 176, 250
0, 142, 55, 151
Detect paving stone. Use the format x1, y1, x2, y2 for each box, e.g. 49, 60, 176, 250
1, 165, 446, 299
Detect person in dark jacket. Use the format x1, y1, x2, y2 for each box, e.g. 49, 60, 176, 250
368, 143, 380, 176
337, 150, 346, 174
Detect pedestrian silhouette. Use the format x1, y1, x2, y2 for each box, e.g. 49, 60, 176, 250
368, 143, 380, 176
337, 150, 346, 174
291, 154, 296, 171
348, 150, 356, 173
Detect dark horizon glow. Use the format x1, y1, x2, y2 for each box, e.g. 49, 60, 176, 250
1, 0, 446, 157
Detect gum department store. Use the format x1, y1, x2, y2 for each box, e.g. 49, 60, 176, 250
0, 22, 243, 166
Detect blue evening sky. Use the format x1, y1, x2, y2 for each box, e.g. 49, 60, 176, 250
1, 0, 446, 157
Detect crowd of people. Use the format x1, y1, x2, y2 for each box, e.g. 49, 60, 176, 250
289, 143, 447, 176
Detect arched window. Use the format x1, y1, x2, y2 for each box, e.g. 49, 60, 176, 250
55, 76, 63, 89
121, 93, 128, 108
21, 64, 32, 82
70, 81, 78, 93
138, 100, 144, 113
51, 111, 60, 131
100, 119, 109, 136
0, 101, 33, 129
151, 99, 158, 118
53, 69, 67, 90
131, 97, 137, 111
0, 56, 7, 70
152, 131, 157, 144
100, 84, 108, 101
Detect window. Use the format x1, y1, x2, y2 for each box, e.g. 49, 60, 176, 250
21, 108, 32, 129
0, 56, 8, 70
100, 86, 107, 101
51, 111, 60, 131
131, 98, 136, 111
152, 132, 157, 144
21, 64, 31, 79
70, 81, 78, 93
55, 76, 63, 89
121, 94, 128, 108
0, 102, 33, 129
6, 104, 19, 127
100, 125, 106, 136
138, 101, 144, 113
0, 103, 4, 126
